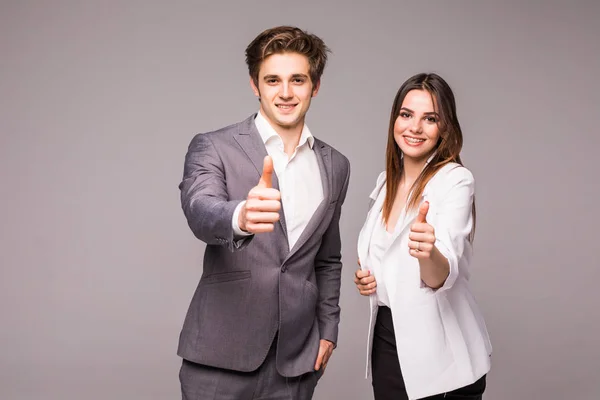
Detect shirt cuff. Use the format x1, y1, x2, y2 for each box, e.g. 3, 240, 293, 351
232, 201, 252, 238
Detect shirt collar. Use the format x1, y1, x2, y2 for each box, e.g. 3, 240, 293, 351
254, 111, 315, 149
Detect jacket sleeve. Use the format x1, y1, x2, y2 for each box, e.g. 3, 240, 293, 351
430, 166, 475, 292
313, 157, 351, 345
178, 133, 253, 251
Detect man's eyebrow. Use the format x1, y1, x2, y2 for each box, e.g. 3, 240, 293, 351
262, 73, 309, 80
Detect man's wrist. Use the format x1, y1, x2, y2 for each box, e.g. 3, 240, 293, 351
232, 201, 252, 237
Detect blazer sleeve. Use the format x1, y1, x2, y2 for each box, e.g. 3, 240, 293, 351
178, 132, 253, 251
313, 156, 351, 345
430, 165, 475, 292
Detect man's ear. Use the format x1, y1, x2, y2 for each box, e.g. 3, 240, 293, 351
311, 80, 321, 97
250, 77, 260, 98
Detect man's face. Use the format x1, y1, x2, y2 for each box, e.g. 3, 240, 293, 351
250, 52, 319, 134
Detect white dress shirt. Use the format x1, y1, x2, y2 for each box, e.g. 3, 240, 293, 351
232, 111, 324, 250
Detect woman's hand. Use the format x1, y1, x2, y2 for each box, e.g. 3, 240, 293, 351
408, 201, 435, 259
354, 260, 377, 296
408, 201, 450, 289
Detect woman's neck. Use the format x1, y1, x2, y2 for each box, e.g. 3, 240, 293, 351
400, 157, 428, 187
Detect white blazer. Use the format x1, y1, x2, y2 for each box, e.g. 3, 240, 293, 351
357, 163, 492, 399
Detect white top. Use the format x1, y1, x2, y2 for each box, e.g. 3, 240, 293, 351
367, 211, 395, 307
232, 111, 324, 249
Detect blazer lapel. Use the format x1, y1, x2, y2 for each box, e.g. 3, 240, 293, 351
233, 114, 288, 243
284, 140, 331, 261
357, 173, 420, 264
357, 180, 386, 267
389, 157, 440, 239
390, 183, 432, 241
392, 207, 418, 240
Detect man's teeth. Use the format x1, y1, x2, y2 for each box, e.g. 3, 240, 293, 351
406, 137, 425, 143
277, 105, 294, 109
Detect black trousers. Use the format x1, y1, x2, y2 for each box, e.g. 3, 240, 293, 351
372, 306, 486, 400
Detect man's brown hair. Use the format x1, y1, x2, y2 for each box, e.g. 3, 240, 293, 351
245, 26, 330, 86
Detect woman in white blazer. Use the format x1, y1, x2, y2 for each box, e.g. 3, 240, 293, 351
354, 73, 492, 400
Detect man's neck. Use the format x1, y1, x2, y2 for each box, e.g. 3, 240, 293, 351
259, 111, 305, 156
277, 126, 303, 156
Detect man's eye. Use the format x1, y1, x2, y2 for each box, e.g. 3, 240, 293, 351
292, 78, 305, 83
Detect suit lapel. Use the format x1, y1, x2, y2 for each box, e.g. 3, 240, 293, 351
233, 114, 288, 243
390, 179, 434, 240
392, 207, 418, 239
357, 176, 419, 264
357, 181, 386, 266
389, 160, 447, 240
284, 140, 331, 261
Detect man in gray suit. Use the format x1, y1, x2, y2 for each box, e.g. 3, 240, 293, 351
177, 26, 351, 399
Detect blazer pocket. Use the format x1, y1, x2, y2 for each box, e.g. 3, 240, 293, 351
202, 270, 251, 284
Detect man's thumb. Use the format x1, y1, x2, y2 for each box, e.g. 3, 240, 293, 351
258, 156, 273, 188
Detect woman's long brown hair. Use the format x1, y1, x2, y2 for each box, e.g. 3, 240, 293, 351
382, 73, 476, 241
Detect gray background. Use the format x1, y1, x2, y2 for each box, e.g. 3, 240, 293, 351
1, 0, 599, 399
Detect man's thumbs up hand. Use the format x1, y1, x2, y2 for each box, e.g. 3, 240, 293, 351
257, 155, 274, 189
238, 156, 281, 233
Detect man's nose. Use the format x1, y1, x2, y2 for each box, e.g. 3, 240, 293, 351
279, 83, 293, 99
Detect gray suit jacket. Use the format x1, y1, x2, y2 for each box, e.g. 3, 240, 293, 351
177, 114, 351, 377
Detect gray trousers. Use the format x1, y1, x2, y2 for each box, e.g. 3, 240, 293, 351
180, 339, 323, 400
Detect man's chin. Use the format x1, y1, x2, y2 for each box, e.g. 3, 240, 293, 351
274, 116, 302, 129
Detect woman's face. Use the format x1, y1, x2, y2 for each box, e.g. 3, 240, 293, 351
393, 89, 441, 163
